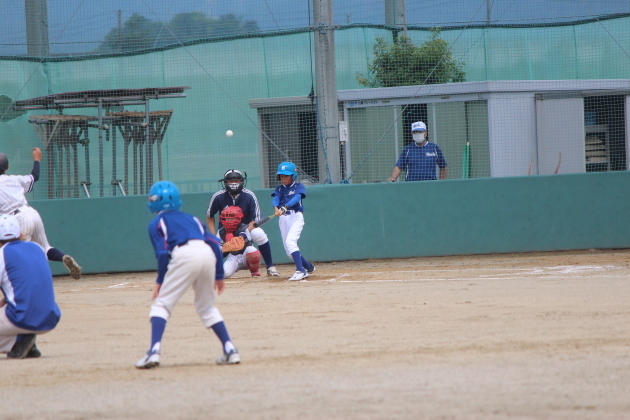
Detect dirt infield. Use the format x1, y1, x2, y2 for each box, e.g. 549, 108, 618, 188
1, 249, 629, 419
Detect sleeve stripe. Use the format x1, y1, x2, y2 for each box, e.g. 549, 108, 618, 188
25, 175, 35, 193
245, 189, 262, 220
207, 191, 223, 217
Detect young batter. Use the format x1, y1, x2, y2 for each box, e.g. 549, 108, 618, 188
0, 148, 81, 279
136, 181, 240, 369
217, 206, 262, 278
272, 162, 315, 281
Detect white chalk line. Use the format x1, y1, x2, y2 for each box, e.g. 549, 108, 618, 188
66, 265, 624, 290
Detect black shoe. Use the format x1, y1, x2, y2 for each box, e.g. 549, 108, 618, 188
7, 334, 36, 359
26, 343, 41, 358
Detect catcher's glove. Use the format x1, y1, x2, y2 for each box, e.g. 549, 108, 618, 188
222, 236, 246, 253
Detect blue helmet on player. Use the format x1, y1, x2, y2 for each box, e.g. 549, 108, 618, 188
147, 181, 182, 213
276, 161, 297, 181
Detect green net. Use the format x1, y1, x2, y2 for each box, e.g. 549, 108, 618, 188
0, 2, 629, 199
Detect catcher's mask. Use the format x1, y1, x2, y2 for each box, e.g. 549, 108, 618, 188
220, 169, 247, 195
220, 206, 244, 232
147, 180, 182, 213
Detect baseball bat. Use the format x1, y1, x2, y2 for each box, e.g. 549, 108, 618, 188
253, 214, 276, 228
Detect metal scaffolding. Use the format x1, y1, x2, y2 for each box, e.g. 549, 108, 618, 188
13, 87, 188, 198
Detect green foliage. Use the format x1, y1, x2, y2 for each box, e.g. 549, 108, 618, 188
357, 29, 466, 88
95, 13, 259, 53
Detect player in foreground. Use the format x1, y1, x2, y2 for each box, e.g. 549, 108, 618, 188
0, 148, 82, 279
0, 214, 61, 359
206, 169, 280, 277
272, 162, 315, 281
217, 206, 262, 278
136, 181, 240, 369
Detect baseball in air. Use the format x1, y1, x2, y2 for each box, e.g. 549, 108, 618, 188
226, 130, 234, 137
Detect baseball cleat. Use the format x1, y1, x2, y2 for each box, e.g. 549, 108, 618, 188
288, 270, 308, 281
216, 349, 240, 365
266, 266, 280, 277
62, 255, 82, 280
306, 264, 316, 274
250, 271, 261, 277
26, 343, 42, 358
7, 334, 37, 359
135, 351, 160, 369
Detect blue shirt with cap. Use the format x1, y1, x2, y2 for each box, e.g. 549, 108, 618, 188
395, 141, 447, 181
271, 182, 306, 212
0, 240, 61, 331
148, 210, 225, 284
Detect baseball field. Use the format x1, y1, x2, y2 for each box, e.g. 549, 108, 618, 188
1, 249, 629, 419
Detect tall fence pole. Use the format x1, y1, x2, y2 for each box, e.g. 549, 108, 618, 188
25, 0, 49, 56
313, 0, 341, 183
385, 0, 407, 37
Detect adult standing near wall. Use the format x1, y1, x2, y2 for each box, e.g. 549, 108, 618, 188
389, 121, 448, 182
0, 214, 61, 359
0, 148, 82, 279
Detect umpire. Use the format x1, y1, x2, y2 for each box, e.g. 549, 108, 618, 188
206, 169, 280, 276
0, 214, 61, 359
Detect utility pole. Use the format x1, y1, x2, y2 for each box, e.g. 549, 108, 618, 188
385, 0, 407, 37
117, 10, 122, 52
486, 0, 493, 24
25, 0, 49, 56
313, 0, 341, 183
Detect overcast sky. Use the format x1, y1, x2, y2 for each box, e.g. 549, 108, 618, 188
0, 0, 628, 55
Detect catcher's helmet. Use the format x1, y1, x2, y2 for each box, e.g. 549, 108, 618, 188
220, 169, 246, 195
220, 206, 244, 232
276, 161, 297, 181
0, 214, 20, 240
147, 181, 182, 213
0, 153, 8, 173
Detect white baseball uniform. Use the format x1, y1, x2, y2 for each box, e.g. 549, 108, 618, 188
223, 245, 260, 278
0, 174, 53, 253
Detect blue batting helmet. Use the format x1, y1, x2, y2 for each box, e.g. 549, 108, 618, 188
276, 161, 297, 181
147, 181, 182, 213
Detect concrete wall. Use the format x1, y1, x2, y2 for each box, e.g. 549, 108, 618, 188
38, 171, 630, 276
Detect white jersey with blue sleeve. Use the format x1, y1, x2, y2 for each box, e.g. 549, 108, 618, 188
0, 241, 61, 331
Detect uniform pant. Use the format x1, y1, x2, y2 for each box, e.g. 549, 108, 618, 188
223, 246, 259, 278
249, 227, 269, 246
278, 211, 304, 256
149, 240, 223, 328
15, 205, 53, 254
0, 306, 53, 353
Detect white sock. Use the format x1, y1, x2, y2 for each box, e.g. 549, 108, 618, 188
224, 341, 235, 353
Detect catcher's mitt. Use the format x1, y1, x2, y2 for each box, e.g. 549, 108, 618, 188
222, 236, 245, 253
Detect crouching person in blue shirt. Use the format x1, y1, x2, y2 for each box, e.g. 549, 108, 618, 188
0, 214, 61, 359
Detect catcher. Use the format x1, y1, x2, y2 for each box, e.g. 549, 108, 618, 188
218, 206, 262, 278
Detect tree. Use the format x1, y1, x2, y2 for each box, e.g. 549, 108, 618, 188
357, 28, 465, 88
95, 12, 260, 53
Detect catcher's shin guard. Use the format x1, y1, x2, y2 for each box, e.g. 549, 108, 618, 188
246, 250, 262, 277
